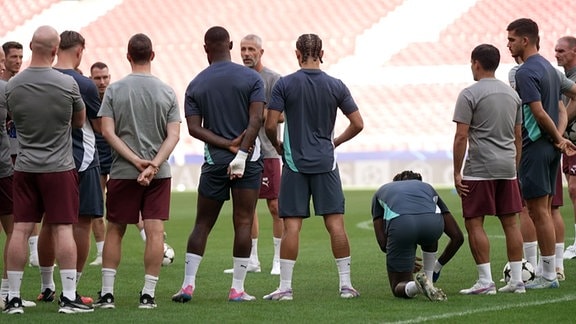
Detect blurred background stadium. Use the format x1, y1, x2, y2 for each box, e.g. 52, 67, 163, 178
2, 0, 574, 189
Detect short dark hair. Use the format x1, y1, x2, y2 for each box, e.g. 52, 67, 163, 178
392, 170, 423, 182
59, 31, 85, 50
128, 33, 153, 64
471, 44, 500, 71
507, 18, 539, 44
296, 34, 323, 64
204, 26, 230, 47
90, 61, 108, 71
2, 41, 23, 55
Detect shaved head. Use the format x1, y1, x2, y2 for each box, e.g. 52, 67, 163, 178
204, 26, 230, 46
203, 26, 233, 64
31, 25, 60, 55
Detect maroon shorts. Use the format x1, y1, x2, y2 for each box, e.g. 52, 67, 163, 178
461, 179, 522, 218
0, 175, 13, 215
106, 178, 171, 224
552, 167, 563, 207
13, 170, 79, 224
562, 153, 576, 175
259, 158, 281, 200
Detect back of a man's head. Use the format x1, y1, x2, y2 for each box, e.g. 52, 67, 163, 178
205, 26, 230, 46
127, 33, 153, 64
471, 44, 500, 72
59, 30, 85, 51
31, 26, 60, 56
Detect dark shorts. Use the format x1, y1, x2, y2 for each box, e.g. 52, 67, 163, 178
278, 165, 345, 218
198, 161, 263, 201
0, 175, 13, 215
461, 179, 523, 218
386, 213, 444, 273
106, 178, 171, 224
96, 135, 112, 175
79, 166, 104, 217
259, 158, 281, 199
13, 170, 79, 224
519, 138, 561, 200
562, 153, 576, 175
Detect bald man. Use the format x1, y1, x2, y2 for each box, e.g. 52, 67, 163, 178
3, 25, 92, 314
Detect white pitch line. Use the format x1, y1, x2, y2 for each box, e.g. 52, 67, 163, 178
386, 294, 576, 324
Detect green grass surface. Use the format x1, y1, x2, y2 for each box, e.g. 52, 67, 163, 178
2, 189, 576, 323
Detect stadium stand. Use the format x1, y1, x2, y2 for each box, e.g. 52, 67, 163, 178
0, 0, 570, 155
387, 0, 576, 66
0, 0, 60, 38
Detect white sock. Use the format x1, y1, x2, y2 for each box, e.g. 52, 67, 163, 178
335, 256, 352, 289
405, 281, 419, 298
508, 261, 522, 283
7, 271, 23, 300
250, 239, 259, 265
60, 269, 77, 300
536, 250, 543, 277
556, 243, 565, 271
541, 255, 556, 281
477, 263, 492, 283
182, 253, 202, 289
574, 224, 576, 245
142, 274, 158, 297
101, 268, 117, 295
1, 278, 8, 298
523, 241, 538, 270
39, 266, 55, 291
231, 257, 249, 291
96, 241, 104, 255
272, 237, 281, 262
29, 235, 38, 257
433, 260, 444, 273
422, 251, 436, 280
279, 259, 295, 291
140, 229, 147, 241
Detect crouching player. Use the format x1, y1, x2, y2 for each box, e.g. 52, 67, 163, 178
372, 170, 464, 301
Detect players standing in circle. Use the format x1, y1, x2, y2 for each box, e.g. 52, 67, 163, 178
507, 18, 576, 289
372, 170, 462, 301
94, 33, 180, 309
263, 33, 363, 301
453, 44, 525, 294
223, 34, 283, 275
172, 26, 265, 303
4, 25, 91, 314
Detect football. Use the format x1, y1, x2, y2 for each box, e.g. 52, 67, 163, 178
162, 243, 175, 266
502, 259, 535, 283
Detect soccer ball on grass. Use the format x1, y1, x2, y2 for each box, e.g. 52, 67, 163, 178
502, 258, 535, 283
162, 243, 175, 266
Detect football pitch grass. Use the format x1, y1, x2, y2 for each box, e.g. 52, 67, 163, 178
2, 189, 576, 323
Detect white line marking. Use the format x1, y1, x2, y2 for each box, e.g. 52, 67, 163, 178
386, 294, 576, 324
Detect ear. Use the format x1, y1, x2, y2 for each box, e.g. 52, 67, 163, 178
203, 44, 208, 54
126, 52, 131, 63
319, 49, 324, 59
150, 51, 155, 62
229, 41, 233, 50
